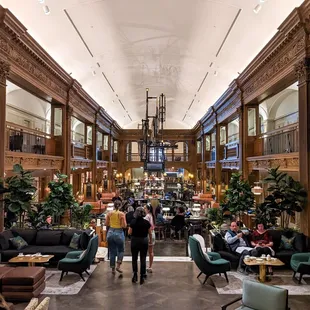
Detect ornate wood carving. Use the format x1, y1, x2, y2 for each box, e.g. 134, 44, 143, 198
0, 60, 10, 85
295, 57, 310, 84
71, 158, 92, 170
247, 153, 299, 172
219, 159, 239, 170
97, 160, 108, 169
5, 152, 63, 170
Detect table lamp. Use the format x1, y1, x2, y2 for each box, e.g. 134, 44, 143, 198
107, 203, 114, 212
162, 207, 170, 216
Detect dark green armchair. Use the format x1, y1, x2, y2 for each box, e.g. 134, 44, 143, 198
290, 252, 310, 283
189, 236, 230, 285
58, 235, 98, 281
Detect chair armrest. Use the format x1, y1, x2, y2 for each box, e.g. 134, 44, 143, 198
221, 296, 242, 310
66, 251, 83, 259
291, 253, 310, 262
208, 252, 221, 261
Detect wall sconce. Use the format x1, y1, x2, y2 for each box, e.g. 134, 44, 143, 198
162, 207, 170, 216
107, 203, 114, 212
98, 185, 103, 193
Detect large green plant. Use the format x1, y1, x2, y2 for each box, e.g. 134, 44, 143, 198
206, 207, 223, 226
71, 203, 93, 229
4, 164, 37, 228
261, 167, 307, 228
221, 172, 254, 218
43, 173, 77, 221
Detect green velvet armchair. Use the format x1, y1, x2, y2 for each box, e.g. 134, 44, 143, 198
221, 279, 289, 310
189, 236, 230, 285
58, 235, 98, 281
290, 252, 310, 283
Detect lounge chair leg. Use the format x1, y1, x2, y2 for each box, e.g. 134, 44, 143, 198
219, 273, 221, 276
66, 272, 68, 275
299, 273, 303, 284
85, 270, 90, 275
292, 271, 296, 279
59, 271, 65, 282
79, 273, 85, 282
203, 275, 209, 285
224, 272, 229, 283
197, 271, 202, 279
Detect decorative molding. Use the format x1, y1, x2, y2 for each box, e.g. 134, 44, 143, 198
295, 57, 310, 84
0, 60, 10, 85
71, 158, 92, 170
219, 159, 239, 170
97, 160, 108, 169
247, 153, 299, 171
5, 152, 63, 170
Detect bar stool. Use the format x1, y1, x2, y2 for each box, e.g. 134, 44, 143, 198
155, 224, 166, 240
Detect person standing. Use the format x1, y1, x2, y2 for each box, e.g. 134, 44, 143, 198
105, 200, 127, 275
144, 204, 155, 273
128, 207, 152, 285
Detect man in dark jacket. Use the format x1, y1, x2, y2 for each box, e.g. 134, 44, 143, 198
225, 221, 253, 274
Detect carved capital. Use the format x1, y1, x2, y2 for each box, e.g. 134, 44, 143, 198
295, 58, 310, 83
0, 60, 10, 85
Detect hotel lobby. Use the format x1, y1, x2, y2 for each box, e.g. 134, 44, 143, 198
0, 0, 310, 309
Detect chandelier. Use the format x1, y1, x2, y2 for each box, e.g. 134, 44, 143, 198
139, 88, 173, 172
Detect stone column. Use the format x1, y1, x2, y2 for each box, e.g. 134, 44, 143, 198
0, 61, 10, 232
296, 58, 310, 236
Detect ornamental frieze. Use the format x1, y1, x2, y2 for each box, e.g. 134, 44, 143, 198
220, 160, 239, 170
206, 161, 216, 169
244, 36, 305, 100
0, 37, 67, 100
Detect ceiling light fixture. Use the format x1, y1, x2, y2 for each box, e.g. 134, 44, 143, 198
253, 4, 262, 14
39, 0, 45, 3
43, 5, 50, 15
92, 70, 96, 76
214, 71, 218, 76
259, 0, 265, 2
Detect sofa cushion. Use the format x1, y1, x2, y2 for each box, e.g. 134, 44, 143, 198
69, 233, 81, 249
22, 245, 72, 255
36, 230, 62, 246
12, 229, 37, 245
61, 229, 83, 246
293, 233, 305, 252
279, 235, 295, 250
9, 236, 28, 250
0, 230, 14, 250
267, 230, 282, 252
2, 267, 45, 286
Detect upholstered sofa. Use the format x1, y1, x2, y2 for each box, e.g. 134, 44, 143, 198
210, 229, 306, 267
0, 228, 90, 263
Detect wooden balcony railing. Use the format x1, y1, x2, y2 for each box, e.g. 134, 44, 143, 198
223, 141, 239, 159
71, 143, 93, 160
257, 123, 299, 156
126, 153, 141, 161
6, 122, 55, 155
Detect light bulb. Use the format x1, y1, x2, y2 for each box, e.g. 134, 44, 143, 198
43, 5, 50, 15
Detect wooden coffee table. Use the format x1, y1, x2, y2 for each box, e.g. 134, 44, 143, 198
9, 255, 54, 266
244, 258, 284, 282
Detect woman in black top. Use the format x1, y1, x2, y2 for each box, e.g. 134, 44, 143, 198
128, 207, 152, 285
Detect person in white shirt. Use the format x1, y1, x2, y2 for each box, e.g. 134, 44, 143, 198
144, 204, 155, 273
225, 221, 253, 274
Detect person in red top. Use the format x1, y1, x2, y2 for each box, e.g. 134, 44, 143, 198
250, 223, 274, 257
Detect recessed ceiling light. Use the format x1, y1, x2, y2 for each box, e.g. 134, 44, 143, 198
253, 4, 262, 14
39, 0, 45, 3
43, 5, 50, 15
214, 71, 218, 76
259, 0, 265, 2
92, 70, 96, 76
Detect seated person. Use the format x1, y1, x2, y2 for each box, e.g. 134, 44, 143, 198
37, 215, 53, 230
225, 221, 253, 274
155, 206, 166, 225
170, 206, 186, 238
126, 206, 135, 225
250, 223, 274, 257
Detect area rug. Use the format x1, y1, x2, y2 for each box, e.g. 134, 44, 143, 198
42, 265, 97, 295
211, 271, 310, 295
123, 256, 192, 262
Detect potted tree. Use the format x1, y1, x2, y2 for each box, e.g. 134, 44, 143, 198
261, 167, 307, 228
71, 203, 93, 229
42, 172, 78, 227
4, 164, 37, 228
221, 172, 254, 221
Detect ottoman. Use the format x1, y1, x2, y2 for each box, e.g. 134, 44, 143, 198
0, 267, 15, 289
1, 267, 45, 301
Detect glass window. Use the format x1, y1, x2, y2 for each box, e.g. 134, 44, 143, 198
54, 108, 62, 136
103, 135, 109, 150
87, 126, 92, 145
220, 126, 226, 145
205, 135, 211, 151
248, 108, 256, 136
97, 132, 103, 148
113, 140, 118, 153
197, 140, 201, 154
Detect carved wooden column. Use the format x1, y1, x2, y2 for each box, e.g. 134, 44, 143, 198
215, 122, 221, 202
107, 124, 113, 191
63, 105, 72, 177
296, 58, 310, 236
92, 122, 98, 200
201, 127, 206, 193
238, 106, 247, 177
0, 61, 9, 232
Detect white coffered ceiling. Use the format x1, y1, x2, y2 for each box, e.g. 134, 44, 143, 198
0, 0, 304, 128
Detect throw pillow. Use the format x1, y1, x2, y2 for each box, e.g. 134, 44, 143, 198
203, 253, 211, 262
69, 233, 81, 249
9, 236, 28, 250
79, 231, 90, 250
279, 235, 295, 250
78, 250, 87, 259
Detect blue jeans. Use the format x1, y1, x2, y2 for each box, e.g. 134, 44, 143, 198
107, 228, 125, 268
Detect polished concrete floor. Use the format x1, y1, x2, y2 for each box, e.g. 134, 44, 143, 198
15, 259, 310, 310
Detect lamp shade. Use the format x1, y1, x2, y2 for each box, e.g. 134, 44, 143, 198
252, 184, 263, 195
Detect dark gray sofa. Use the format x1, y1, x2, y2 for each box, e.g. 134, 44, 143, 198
0, 228, 90, 262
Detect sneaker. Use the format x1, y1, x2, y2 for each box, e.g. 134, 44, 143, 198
116, 267, 123, 274
146, 268, 152, 273
111, 268, 116, 275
